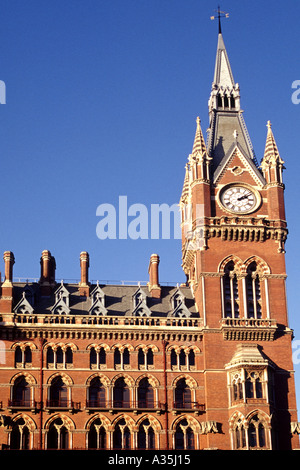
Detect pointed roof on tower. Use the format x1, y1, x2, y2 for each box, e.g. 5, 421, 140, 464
213, 31, 235, 89
190, 117, 209, 160
207, 27, 261, 180
262, 121, 284, 165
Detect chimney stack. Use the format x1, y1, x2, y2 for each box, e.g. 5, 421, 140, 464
148, 253, 161, 299
1, 251, 15, 303
79, 251, 90, 296
40, 250, 56, 295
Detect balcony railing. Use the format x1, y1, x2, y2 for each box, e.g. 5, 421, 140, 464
8, 399, 41, 409
173, 401, 205, 412
45, 399, 81, 410
85, 399, 164, 410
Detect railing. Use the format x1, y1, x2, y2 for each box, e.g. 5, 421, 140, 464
5, 313, 202, 329
45, 399, 81, 410
221, 318, 277, 328
173, 401, 205, 411
8, 399, 41, 409
86, 399, 164, 410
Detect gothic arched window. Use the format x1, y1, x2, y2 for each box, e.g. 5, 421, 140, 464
223, 261, 239, 318
113, 377, 130, 408
47, 418, 69, 450
88, 418, 106, 449
174, 419, 195, 450
138, 419, 155, 449
137, 378, 154, 408
248, 414, 267, 449
113, 418, 131, 449
246, 262, 262, 319
174, 378, 192, 409
88, 377, 106, 407
12, 376, 31, 407
10, 418, 30, 450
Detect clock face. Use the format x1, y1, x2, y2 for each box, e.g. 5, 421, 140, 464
220, 185, 258, 214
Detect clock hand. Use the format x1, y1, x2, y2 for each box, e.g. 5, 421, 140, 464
237, 192, 251, 201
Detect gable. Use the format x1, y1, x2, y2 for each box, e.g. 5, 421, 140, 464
213, 144, 265, 187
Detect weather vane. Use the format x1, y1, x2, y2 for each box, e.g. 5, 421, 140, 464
210, 6, 229, 34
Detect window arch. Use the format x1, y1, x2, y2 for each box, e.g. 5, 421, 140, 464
10, 417, 32, 449
11, 376, 31, 407
174, 418, 195, 450
222, 261, 239, 318
137, 418, 155, 449
113, 377, 130, 408
47, 418, 69, 450
87, 377, 106, 408
113, 418, 131, 449
137, 378, 154, 408
174, 378, 192, 409
14, 344, 33, 368
88, 417, 107, 449
48, 376, 69, 407
248, 414, 267, 449
234, 419, 246, 449
246, 262, 262, 319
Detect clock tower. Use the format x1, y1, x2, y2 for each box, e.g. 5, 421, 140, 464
180, 24, 299, 449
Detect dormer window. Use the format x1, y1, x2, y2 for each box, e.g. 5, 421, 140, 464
51, 282, 70, 315
132, 287, 151, 317
89, 284, 108, 316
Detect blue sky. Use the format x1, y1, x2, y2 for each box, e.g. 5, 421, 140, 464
1, 0, 300, 406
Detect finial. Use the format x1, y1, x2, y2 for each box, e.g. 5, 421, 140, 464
210, 5, 229, 34
267, 120, 272, 129
196, 116, 201, 127
233, 129, 238, 140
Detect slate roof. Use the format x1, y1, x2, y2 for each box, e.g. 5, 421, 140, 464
12, 283, 198, 318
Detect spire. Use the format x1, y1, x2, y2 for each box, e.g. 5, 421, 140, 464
207, 26, 258, 177
261, 121, 285, 184
191, 116, 208, 159
263, 121, 282, 163
213, 30, 235, 88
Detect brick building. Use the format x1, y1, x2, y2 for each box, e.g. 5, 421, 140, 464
0, 25, 299, 451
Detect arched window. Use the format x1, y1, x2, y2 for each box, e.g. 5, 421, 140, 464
174, 419, 194, 450
246, 262, 262, 319
138, 378, 154, 408
14, 345, 32, 368
245, 372, 263, 399
49, 376, 68, 407
56, 347, 63, 366
188, 350, 195, 368
12, 376, 31, 407
248, 414, 267, 449
10, 418, 30, 450
90, 347, 106, 369
88, 418, 106, 449
123, 348, 130, 366
174, 378, 192, 409
147, 349, 154, 367
15, 346, 22, 367
113, 377, 130, 408
233, 377, 243, 402
47, 418, 69, 450
138, 419, 155, 449
234, 419, 246, 449
223, 261, 239, 318
113, 418, 131, 449
46, 347, 54, 367
88, 377, 106, 407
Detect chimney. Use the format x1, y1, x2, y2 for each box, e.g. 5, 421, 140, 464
40, 250, 55, 295
148, 253, 161, 299
79, 251, 90, 296
1, 251, 15, 302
